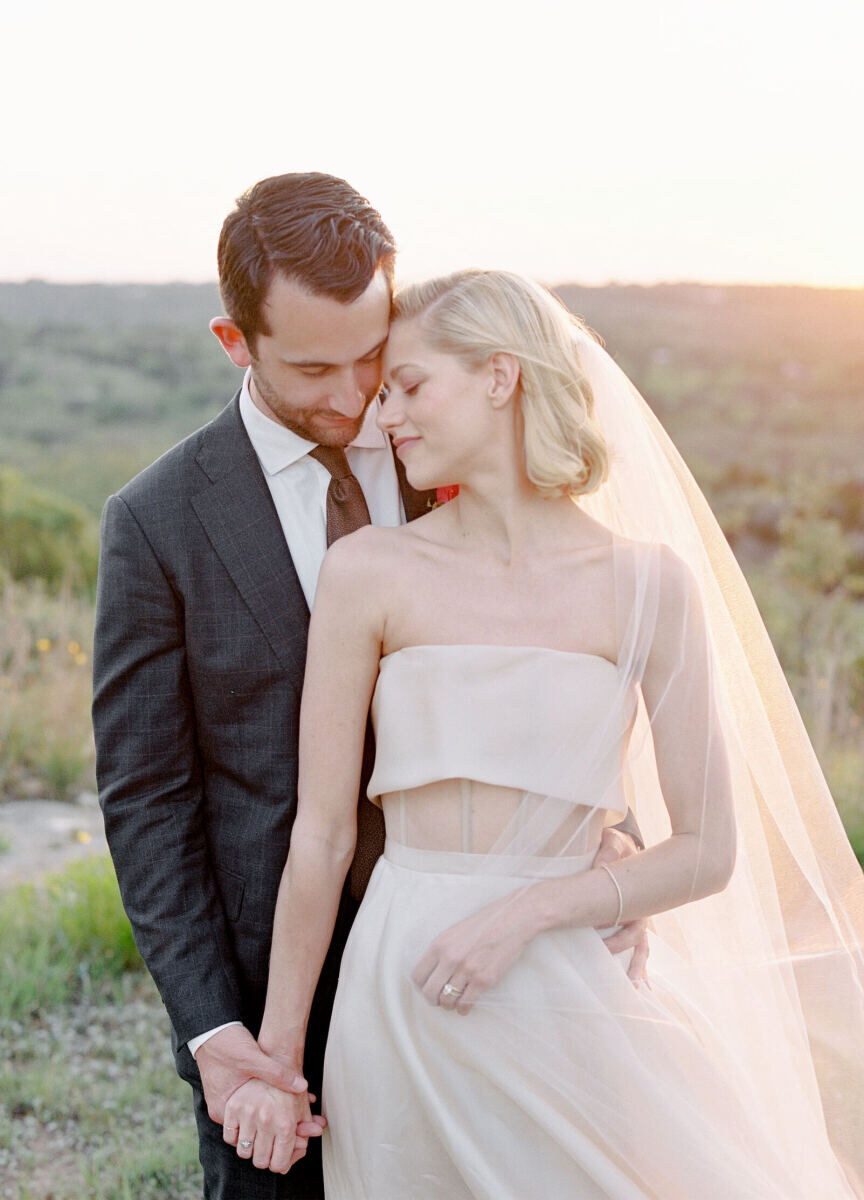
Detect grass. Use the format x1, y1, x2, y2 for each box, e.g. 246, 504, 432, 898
0, 858, 202, 1197
0, 976, 202, 1199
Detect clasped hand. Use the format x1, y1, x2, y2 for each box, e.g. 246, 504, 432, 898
194, 1025, 325, 1174
223, 1078, 325, 1174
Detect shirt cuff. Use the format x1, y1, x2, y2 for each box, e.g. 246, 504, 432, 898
187, 1021, 244, 1059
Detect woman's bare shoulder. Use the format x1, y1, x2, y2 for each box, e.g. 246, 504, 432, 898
318, 524, 398, 577
604, 539, 703, 646
611, 535, 696, 585
317, 520, 434, 587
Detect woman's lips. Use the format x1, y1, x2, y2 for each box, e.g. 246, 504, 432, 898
393, 437, 421, 456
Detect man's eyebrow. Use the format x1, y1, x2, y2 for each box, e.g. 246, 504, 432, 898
284, 337, 388, 369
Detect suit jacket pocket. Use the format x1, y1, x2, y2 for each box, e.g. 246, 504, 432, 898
215, 865, 246, 921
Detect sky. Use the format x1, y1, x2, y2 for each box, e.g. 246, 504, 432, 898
4, 0, 863, 288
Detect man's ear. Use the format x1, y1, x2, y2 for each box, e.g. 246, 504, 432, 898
488, 353, 520, 408
210, 317, 253, 368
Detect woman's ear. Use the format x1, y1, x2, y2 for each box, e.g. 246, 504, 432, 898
487, 353, 520, 408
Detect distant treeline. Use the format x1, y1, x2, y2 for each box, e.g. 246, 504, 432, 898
0, 281, 224, 328
3, 278, 864, 351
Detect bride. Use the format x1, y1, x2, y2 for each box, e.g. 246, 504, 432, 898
226, 270, 864, 1197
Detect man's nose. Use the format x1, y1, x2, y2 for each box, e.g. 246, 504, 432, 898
329, 369, 367, 417
376, 386, 403, 432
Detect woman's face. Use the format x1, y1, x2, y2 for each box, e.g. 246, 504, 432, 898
379, 318, 495, 490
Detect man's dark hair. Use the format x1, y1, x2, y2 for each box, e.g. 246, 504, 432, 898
217, 172, 397, 350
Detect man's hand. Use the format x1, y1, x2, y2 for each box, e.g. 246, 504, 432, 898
592, 827, 650, 986
223, 1078, 326, 1174
195, 1025, 307, 1125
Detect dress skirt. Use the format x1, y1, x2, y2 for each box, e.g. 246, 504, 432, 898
321, 842, 840, 1200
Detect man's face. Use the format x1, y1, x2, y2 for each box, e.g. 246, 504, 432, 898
217, 270, 392, 447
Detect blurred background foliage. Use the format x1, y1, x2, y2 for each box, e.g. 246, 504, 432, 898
0, 280, 862, 860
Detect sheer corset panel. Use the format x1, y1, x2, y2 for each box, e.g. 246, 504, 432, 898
367, 645, 637, 856
379, 780, 619, 857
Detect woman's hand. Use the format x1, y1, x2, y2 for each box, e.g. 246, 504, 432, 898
223, 1078, 326, 1174
412, 891, 536, 1015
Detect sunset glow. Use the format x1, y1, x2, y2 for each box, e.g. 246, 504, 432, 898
3, 0, 862, 288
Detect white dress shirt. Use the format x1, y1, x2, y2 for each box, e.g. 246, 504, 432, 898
238, 371, 404, 607
188, 371, 404, 1058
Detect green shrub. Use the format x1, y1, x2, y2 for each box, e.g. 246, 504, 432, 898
0, 467, 99, 594
0, 856, 143, 1019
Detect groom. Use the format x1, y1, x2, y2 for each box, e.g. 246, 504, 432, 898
92, 172, 645, 1199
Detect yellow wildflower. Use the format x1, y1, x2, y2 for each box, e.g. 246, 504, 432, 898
67, 641, 81, 655
36, 638, 52, 653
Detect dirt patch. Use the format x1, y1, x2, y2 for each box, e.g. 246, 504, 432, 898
0, 795, 108, 892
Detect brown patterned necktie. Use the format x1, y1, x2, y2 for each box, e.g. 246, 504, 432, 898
309, 445, 371, 545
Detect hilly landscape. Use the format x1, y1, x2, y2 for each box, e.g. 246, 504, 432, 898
1, 279, 863, 843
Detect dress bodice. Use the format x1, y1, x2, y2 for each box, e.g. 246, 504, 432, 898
366, 644, 635, 817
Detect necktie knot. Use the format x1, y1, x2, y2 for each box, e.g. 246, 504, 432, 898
309, 444, 371, 545
310, 445, 352, 481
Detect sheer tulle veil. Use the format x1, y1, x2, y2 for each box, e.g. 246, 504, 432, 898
411, 323, 864, 1192
574, 332, 864, 1188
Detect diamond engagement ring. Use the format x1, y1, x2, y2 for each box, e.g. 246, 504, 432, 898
239, 1139, 254, 1149
441, 983, 464, 998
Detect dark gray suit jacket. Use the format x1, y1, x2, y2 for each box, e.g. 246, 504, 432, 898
92, 394, 431, 1051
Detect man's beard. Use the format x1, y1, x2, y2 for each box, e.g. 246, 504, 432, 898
250, 367, 378, 448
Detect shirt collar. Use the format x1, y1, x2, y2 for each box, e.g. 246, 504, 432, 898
239, 368, 389, 477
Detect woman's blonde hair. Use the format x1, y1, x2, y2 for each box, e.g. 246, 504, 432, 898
392, 269, 608, 498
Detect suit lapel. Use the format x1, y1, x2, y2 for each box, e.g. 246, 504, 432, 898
191, 397, 309, 685
190, 400, 433, 685
393, 450, 435, 522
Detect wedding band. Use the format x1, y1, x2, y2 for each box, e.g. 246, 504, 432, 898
239, 1139, 253, 1149
441, 983, 464, 998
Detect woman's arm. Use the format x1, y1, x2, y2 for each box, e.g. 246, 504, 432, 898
414, 548, 736, 1013
257, 529, 385, 1063
221, 529, 385, 1176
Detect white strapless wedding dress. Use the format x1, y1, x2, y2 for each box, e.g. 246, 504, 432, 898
320, 647, 851, 1199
